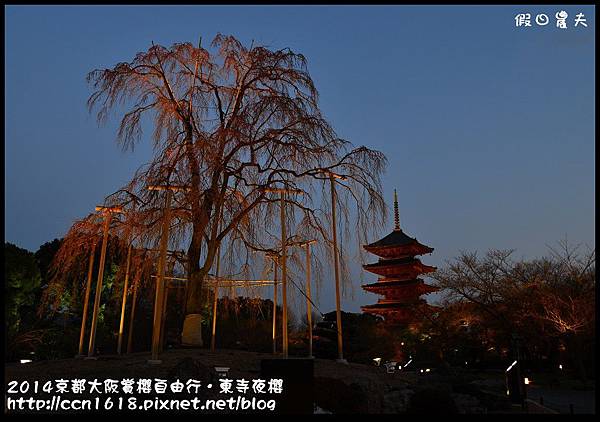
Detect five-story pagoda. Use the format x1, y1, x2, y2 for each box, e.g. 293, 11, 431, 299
361, 190, 438, 328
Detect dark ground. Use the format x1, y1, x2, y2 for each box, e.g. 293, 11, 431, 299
4, 349, 596, 414
526, 385, 595, 414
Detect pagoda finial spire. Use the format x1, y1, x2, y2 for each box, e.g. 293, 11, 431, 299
393, 189, 400, 231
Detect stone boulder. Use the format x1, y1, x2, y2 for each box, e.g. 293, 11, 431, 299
406, 388, 459, 414
451, 392, 485, 413
167, 357, 217, 385
314, 376, 383, 413
382, 388, 413, 413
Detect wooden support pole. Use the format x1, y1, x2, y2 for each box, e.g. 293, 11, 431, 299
264, 186, 304, 358
160, 259, 177, 351
150, 189, 173, 363
210, 206, 224, 353
87, 212, 112, 357
177, 276, 184, 310
78, 241, 96, 356
305, 242, 314, 358
330, 173, 345, 362
272, 258, 279, 355
117, 243, 133, 355
210, 246, 221, 352
126, 281, 138, 354
280, 191, 288, 358
159, 279, 169, 352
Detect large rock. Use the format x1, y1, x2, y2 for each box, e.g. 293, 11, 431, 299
451, 392, 485, 414
406, 388, 459, 414
167, 357, 217, 384
382, 388, 413, 413
181, 314, 204, 346
314, 376, 383, 413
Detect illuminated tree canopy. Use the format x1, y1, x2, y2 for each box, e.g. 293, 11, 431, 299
46, 34, 388, 344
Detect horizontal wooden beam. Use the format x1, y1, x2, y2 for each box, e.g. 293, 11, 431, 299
95, 206, 124, 213
210, 279, 276, 284
142, 248, 186, 257
150, 275, 188, 281
205, 281, 278, 287
150, 275, 277, 286
320, 170, 348, 181
263, 187, 304, 194
292, 239, 317, 247
165, 283, 278, 289
147, 185, 190, 192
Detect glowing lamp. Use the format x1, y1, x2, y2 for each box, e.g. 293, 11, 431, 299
506, 360, 518, 372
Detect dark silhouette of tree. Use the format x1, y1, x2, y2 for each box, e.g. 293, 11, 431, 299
432, 240, 595, 380
5, 243, 41, 337
34, 238, 62, 287
5, 242, 44, 360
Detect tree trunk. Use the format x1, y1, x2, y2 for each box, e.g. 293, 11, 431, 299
181, 269, 208, 346
181, 192, 217, 346
571, 333, 587, 382
180, 119, 206, 347
180, 120, 221, 347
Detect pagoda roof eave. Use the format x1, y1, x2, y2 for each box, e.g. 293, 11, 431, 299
362, 280, 439, 292
361, 302, 423, 311
364, 229, 433, 251
362, 260, 437, 272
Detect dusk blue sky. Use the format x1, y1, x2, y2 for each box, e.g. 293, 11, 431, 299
5, 5, 595, 314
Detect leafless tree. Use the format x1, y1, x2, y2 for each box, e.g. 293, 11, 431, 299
538, 238, 595, 334
433, 240, 595, 379
85, 34, 387, 344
